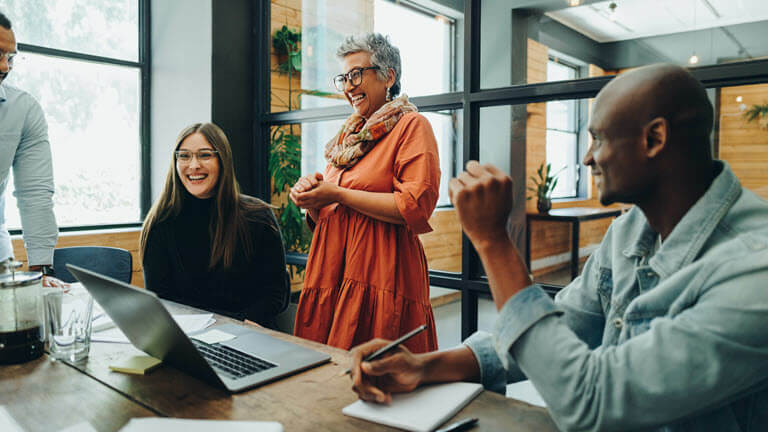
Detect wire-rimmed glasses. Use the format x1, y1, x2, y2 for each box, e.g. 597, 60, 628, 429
174, 149, 219, 164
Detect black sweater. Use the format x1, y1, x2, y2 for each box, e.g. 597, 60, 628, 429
142, 194, 288, 327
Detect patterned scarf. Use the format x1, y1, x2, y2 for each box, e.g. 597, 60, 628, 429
325, 94, 418, 169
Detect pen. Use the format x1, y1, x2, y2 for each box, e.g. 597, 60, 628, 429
436, 417, 478, 432
343, 324, 427, 375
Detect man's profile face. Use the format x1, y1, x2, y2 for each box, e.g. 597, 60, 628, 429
584, 90, 649, 206
0, 26, 16, 85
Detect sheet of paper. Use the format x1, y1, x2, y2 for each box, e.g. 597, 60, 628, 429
342, 382, 483, 432
506, 380, 547, 407
58, 421, 98, 432
190, 329, 236, 345
118, 418, 283, 432
92, 314, 215, 343
0, 406, 24, 432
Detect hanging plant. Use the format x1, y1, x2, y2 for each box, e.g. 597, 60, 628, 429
743, 103, 768, 130
273, 25, 301, 74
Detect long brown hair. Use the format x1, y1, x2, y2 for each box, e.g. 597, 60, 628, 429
140, 122, 274, 270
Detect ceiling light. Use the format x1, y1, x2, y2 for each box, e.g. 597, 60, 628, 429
736, 96, 743, 103
688, 53, 700, 65
608, 2, 618, 21
567, 0, 582, 6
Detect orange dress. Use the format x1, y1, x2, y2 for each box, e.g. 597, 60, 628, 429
294, 112, 440, 353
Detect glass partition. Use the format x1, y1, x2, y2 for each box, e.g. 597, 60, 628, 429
270, 0, 463, 113
481, 0, 768, 89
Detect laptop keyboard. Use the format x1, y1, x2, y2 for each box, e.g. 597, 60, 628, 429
192, 339, 277, 379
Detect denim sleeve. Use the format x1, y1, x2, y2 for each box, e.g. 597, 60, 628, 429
553, 246, 607, 349
497, 254, 768, 431
13, 99, 57, 266
462, 244, 608, 395
463, 331, 525, 395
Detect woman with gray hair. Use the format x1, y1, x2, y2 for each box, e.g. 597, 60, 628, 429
289, 33, 440, 353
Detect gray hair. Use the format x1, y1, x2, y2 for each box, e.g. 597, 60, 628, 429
336, 33, 402, 97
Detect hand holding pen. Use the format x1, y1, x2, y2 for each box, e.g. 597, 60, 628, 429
348, 324, 428, 404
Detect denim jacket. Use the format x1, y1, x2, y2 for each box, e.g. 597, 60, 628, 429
0, 83, 57, 265
465, 161, 768, 431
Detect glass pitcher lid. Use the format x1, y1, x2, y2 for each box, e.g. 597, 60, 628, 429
0, 271, 43, 288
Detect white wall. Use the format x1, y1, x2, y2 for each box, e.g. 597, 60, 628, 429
479, 0, 512, 174
150, 0, 212, 201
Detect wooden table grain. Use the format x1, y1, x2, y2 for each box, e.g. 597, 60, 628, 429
5, 300, 558, 431
72, 301, 558, 431
0, 355, 157, 432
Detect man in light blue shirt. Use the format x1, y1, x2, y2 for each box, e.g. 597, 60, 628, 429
349, 64, 768, 431
0, 12, 58, 276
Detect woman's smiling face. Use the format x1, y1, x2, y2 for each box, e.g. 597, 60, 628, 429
176, 132, 220, 199
342, 51, 392, 119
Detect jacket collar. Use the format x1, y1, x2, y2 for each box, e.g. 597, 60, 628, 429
622, 161, 741, 278
0, 83, 6, 103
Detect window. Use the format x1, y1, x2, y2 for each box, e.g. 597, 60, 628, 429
269, 0, 461, 222
545, 59, 580, 199
261, 1, 768, 339
3, 0, 147, 229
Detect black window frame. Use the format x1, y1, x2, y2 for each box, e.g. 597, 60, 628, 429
8, 0, 151, 235
254, 1, 768, 340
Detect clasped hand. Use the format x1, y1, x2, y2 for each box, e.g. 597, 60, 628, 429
289, 172, 340, 209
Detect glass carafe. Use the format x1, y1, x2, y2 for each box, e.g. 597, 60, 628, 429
0, 259, 45, 364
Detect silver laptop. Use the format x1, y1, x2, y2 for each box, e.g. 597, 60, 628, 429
67, 264, 330, 393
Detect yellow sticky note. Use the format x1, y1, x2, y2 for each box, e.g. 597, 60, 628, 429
109, 355, 162, 375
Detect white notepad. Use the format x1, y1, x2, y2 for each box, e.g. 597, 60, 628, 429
342, 382, 483, 432
118, 418, 283, 432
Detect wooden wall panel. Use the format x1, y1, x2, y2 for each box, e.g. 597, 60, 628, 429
719, 84, 768, 200
12, 229, 143, 287
420, 209, 461, 273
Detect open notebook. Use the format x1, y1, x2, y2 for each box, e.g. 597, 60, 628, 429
342, 382, 483, 432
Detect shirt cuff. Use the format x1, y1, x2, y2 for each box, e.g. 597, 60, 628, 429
393, 189, 433, 234
494, 285, 563, 370
26, 247, 54, 267
463, 331, 509, 394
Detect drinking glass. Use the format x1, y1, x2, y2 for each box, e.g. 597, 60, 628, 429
44, 285, 94, 362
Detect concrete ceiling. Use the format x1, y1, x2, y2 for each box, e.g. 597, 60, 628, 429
546, 0, 768, 42
538, 0, 768, 66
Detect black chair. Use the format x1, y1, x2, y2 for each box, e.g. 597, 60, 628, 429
274, 302, 298, 334
53, 246, 133, 284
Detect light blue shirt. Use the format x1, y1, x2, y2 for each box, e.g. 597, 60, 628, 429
465, 161, 768, 431
0, 83, 57, 265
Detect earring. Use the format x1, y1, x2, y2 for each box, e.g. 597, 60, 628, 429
386, 87, 392, 101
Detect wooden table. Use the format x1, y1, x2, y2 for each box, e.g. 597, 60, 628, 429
1, 301, 558, 431
0, 354, 156, 431
526, 207, 624, 281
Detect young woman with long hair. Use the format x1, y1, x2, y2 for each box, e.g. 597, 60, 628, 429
140, 122, 288, 327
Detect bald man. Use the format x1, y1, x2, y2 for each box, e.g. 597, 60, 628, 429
349, 64, 768, 431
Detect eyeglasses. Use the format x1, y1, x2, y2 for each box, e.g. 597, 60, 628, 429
174, 149, 219, 164
0, 51, 17, 64
333, 66, 380, 92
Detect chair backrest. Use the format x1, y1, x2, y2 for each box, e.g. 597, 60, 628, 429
274, 302, 298, 334
53, 246, 133, 284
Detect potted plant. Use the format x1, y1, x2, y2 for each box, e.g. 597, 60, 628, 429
743, 103, 768, 130
269, 26, 335, 282
527, 162, 563, 214
270, 25, 309, 282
